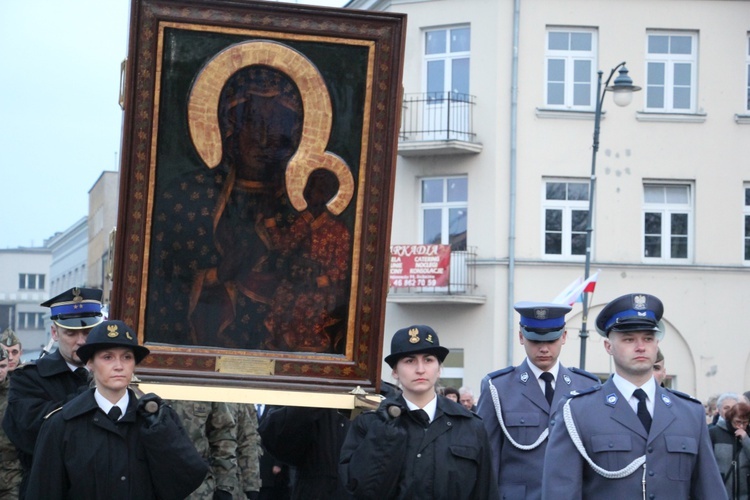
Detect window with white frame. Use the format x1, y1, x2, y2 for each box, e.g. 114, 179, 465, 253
645, 32, 697, 112
643, 184, 692, 261
424, 27, 470, 102
18, 273, 45, 290
545, 28, 597, 109
17, 312, 45, 330
421, 176, 467, 251
543, 180, 589, 258
744, 185, 750, 261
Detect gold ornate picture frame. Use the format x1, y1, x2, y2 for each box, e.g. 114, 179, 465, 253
111, 0, 405, 394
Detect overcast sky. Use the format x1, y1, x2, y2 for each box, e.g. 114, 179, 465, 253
0, 0, 346, 249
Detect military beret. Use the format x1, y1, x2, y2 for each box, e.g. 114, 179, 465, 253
384, 325, 449, 368
514, 301, 572, 341
0, 327, 21, 347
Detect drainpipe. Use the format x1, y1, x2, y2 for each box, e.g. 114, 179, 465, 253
506, 0, 521, 366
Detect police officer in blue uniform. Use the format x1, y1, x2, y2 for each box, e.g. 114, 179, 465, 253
542, 293, 726, 499
476, 301, 598, 499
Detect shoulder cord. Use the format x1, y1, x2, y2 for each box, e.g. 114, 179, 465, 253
562, 397, 647, 479
488, 382, 548, 450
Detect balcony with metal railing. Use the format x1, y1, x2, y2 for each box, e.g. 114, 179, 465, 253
398, 92, 483, 157
387, 247, 485, 304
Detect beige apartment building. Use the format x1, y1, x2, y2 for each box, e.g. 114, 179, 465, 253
349, 0, 750, 402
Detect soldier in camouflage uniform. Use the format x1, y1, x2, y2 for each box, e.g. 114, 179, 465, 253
0, 348, 23, 499
0, 328, 22, 372
233, 403, 262, 498
169, 400, 245, 499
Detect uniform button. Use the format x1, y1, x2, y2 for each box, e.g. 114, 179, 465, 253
648, 470, 654, 477
416, 453, 421, 458
520, 419, 525, 424
121, 476, 127, 481
649, 495, 655, 500
608, 442, 614, 448
647, 447, 654, 453
682, 443, 686, 450
447, 421, 452, 427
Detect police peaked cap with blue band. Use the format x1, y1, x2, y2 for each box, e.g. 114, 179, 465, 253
515, 301, 572, 341
595, 293, 664, 338
385, 325, 449, 368
76, 320, 150, 364
41, 287, 104, 330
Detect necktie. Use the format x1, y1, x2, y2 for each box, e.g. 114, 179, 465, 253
633, 389, 652, 433
108, 406, 122, 422
540, 372, 555, 406
74, 367, 89, 383
410, 409, 430, 428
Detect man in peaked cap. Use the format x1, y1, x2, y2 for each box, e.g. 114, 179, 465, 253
542, 293, 725, 499
0, 327, 22, 371
2, 287, 103, 497
476, 301, 598, 499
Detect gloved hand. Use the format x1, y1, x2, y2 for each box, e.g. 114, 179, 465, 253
137, 393, 165, 427
213, 490, 232, 500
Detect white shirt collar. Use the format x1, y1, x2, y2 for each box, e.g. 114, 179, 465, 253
403, 394, 438, 423
94, 389, 129, 419
527, 359, 560, 381
613, 374, 656, 414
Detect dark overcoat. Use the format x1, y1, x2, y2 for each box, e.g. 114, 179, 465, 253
476, 359, 599, 499
542, 377, 726, 499
258, 406, 350, 500
26, 388, 208, 500
2, 350, 88, 463
339, 394, 498, 500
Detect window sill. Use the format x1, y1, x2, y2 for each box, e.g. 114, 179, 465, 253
535, 108, 601, 120
636, 111, 706, 123
735, 114, 750, 124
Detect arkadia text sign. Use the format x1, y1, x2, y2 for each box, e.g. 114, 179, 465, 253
389, 245, 451, 288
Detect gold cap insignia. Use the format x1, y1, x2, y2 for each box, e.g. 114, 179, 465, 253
408, 327, 420, 344
425, 334, 434, 344
125, 331, 133, 340
107, 324, 119, 338
72, 287, 83, 303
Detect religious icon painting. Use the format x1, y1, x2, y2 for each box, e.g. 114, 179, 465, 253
111, 0, 405, 394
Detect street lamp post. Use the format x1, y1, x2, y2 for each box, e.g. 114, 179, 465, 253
579, 63, 641, 370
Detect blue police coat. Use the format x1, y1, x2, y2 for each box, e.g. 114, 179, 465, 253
476, 359, 598, 500
541, 377, 726, 499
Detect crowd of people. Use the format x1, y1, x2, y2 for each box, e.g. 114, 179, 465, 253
0, 286, 746, 499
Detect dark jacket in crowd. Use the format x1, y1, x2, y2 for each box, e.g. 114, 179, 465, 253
709, 418, 750, 500
26, 388, 208, 500
339, 394, 498, 500
258, 406, 350, 500
2, 350, 88, 469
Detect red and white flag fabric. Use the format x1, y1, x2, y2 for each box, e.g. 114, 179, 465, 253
551, 271, 600, 306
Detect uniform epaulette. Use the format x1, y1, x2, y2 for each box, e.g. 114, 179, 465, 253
15, 361, 36, 370
569, 366, 600, 382
44, 407, 63, 420
485, 366, 514, 381
665, 388, 701, 404
567, 384, 601, 399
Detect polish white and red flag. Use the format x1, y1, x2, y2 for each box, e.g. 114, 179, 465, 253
551, 271, 600, 306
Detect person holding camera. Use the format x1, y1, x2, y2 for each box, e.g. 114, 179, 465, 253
26, 320, 208, 499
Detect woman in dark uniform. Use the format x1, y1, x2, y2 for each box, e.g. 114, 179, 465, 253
26, 320, 208, 499
339, 325, 498, 499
